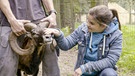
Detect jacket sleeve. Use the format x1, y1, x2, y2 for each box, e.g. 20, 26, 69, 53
54, 24, 84, 51
80, 31, 122, 74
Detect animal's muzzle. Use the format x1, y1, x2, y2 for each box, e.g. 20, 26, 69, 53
43, 35, 53, 44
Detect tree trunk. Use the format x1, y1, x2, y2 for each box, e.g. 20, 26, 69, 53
90, 0, 108, 7
53, 0, 61, 28
60, 0, 75, 32
70, 0, 75, 33
129, 0, 132, 24
96, 0, 108, 6
90, 0, 97, 7
60, 0, 64, 28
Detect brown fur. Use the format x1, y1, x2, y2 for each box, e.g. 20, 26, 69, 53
9, 22, 55, 76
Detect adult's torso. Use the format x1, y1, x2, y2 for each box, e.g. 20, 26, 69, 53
0, 0, 46, 26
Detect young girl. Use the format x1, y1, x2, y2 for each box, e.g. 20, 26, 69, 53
45, 5, 122, 76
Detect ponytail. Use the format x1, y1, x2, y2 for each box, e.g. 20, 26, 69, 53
110, 9, 121, 30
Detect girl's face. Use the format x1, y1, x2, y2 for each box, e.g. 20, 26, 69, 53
86, 14, 107, 33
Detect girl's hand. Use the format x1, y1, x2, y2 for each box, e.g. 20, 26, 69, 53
44, 28, 60, 37
73, 68, 82, 76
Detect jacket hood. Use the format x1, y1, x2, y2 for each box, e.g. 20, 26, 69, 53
103, 17, 119, 35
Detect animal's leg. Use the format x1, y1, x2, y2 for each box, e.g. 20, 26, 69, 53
23, 72, 28, 76
33, 68, 39, 76
17, 69, 21, 76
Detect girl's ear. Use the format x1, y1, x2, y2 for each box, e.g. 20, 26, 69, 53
101, 23, 107, 28
100, 23, 107, 30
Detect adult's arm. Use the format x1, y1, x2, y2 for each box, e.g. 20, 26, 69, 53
41, 0, 57, 28
0, 0, 16, 22
42, 0, 55, 12
0, 0, 30, 36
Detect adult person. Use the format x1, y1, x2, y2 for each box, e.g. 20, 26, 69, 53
44, 5, 122, 76
0, 0, 60, 76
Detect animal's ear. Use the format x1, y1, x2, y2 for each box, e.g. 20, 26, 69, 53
46, 39, 57, 52
50, 39, 56, 52
53, 39, 57, 47
24, 23, 37, 32
50, 39, 60, 56
38, 21, 50, 28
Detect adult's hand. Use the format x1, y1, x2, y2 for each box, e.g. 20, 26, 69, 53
40, 13, 57, 28
9, 19, 30, 36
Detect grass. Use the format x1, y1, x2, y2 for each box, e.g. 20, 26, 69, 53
117, 25, 135, 75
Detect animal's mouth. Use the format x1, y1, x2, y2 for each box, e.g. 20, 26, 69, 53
44, 39, 52, 44
42, 34, 53, 44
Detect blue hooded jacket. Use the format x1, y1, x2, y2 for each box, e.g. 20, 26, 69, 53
84, 17, 119, 62
55, 17, 122, 75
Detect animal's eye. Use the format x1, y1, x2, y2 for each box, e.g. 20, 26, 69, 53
33, 34, 39, 38
31, 29, 36, 34
31, 29, 39, 35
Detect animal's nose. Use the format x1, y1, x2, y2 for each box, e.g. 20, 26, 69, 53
43, 35, 52, 43
45, 35, 51, 39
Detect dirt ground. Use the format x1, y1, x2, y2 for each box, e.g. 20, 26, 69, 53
29, 48, 135, 76
27, 49, 77, 76
58, 49, 77, 76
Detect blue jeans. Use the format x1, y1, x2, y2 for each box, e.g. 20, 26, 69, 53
82, 68, 117, 76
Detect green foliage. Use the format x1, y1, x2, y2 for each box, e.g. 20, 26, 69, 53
117, 25, 135, 74
73, 0, 91, 14
61, 26, 70, 37
73, 0, 81, 13
75, 22, 81, 29
61, 22, 81, 37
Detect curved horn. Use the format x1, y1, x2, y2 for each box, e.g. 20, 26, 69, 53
9, 32, 35, 55
38, 21, 49, 28
24, 22, 37, 32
